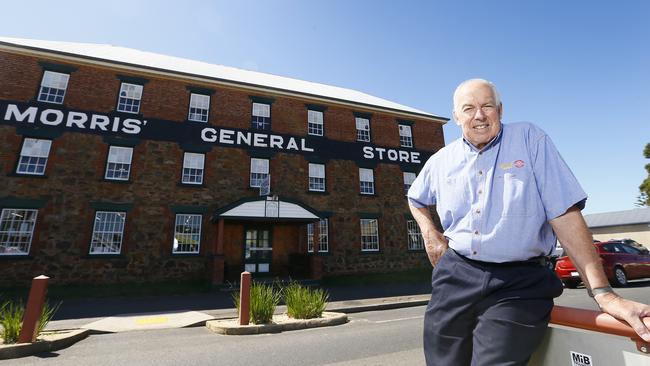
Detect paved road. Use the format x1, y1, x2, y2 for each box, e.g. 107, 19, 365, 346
6, 281, 649, 366
4, 307, 427, 366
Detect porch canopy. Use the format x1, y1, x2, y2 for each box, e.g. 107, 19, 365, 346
211, 196, 321, 223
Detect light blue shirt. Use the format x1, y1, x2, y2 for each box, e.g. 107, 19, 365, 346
407, 122, 587, 262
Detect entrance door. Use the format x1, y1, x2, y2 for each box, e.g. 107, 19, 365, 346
244, 227, 272, 274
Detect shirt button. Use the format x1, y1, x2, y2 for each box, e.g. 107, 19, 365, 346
472, 251, 477, 255
478, 170, 483, 175
474, 230, 479, 235
476, 209, 481, 214
478, 189, 483, 194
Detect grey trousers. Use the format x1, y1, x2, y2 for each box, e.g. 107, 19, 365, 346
423, 249, 564, 366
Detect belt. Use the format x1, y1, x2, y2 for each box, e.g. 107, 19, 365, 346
454, 250, 549, 268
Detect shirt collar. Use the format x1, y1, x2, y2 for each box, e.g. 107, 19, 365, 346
463, 124, 504, 153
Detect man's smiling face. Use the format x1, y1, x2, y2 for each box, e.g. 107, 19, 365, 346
453, 80, 503, 150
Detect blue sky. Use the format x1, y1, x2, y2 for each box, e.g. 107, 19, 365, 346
2, 0, 649, 214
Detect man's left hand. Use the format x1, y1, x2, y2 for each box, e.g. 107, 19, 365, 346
595, 292, 650, 342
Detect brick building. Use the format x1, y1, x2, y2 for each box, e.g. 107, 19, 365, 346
0, 37, 448, 286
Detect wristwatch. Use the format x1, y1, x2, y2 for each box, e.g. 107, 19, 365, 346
587, 285, 615, 298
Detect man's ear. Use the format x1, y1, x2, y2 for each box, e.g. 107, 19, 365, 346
453, 110, 461, 126
498, 103, 503, 120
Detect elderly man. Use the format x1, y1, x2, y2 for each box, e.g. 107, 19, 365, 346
407, 78, 650, 365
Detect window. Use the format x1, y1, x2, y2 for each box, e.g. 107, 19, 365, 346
38, 71, 69, 104
308, 163, 325, 192
182, 152, 205, 185
356, 117, 370, 142
16, 138, 52, 175
252, 102, 271, 130
399, 124, 413, 147
188, 93, 210, 122
173, 214, 202, 254
359, 168, 375, 195
250, 158, 269, 188
117, 83, 143, 113
105, 146, 133, 181
407, 220, 424, 250
0, 209, 38, 256
308, 110, 324, 136
360, 219, 379, 251
89, 211, 126, 254
403, 172, 416, 195
307, 218, 329, 252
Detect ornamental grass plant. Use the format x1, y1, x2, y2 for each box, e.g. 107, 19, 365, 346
0, 299, 61, 344
232, 282, 281, 324
284, 282, 329, 319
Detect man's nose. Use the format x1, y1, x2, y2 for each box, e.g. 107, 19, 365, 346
474, 107, 486, 120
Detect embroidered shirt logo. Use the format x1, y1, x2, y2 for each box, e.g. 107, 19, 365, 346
514, 160, 525, 168
499, 162, 513, 170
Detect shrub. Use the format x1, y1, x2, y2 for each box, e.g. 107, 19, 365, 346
231, 282, 281, 324
284, 282, 329, 319
0, 300, 62, 344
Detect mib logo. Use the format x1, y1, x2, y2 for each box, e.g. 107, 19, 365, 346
570, 351, 593, 366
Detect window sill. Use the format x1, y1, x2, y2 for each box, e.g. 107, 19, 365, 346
169, 253, 202, 257
306, 190, 329, 195
359, 193, 378, 197
178, 182, 206, 188
82, 254, 126, 259
7, 173, 48, 179
360, 250, 382, 254
101, 178, 132, 184
0, 255, 33, 260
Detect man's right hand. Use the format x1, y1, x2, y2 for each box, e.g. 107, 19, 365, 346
423, 230, 449, 266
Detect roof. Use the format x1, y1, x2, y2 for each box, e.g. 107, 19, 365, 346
0, 37, 448, 122
584, 207, 650, 228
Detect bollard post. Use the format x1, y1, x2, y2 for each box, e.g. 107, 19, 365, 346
18, 275, 50, 343
239, 271, 251, 325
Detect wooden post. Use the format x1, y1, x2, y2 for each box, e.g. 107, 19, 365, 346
239, 271, 251, 325
18, 275, 49, 343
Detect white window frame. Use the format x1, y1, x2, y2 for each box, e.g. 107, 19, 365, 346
117, 82, 143, 114
0, 208, 38, 256
407, 220, 424, 250
182, 152, 205, 185
307, 218, 329, 253
38, 71, 70, 104
173, 214, 202, 254
359, 168, 375, 195
89, 211, 126, 255
308, 163, 326, 192
356, 117, 370, 142
360, 219, 379, 252
252, 102, 271, 130
105, 146, 133, 181
403, 172, 416, 195
399, 124, 413, 148
250, 158, 269, 188
307, 110, 324, 136
16, 138, 52, 176
188, 93, 210, 122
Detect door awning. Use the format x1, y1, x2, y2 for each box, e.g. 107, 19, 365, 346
212, 196, 320, 223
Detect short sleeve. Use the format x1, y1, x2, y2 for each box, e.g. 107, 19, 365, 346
532, 134, 587, 220
407, 158, 437, 208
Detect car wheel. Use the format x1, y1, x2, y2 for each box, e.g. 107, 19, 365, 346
563, 280, 579, 289
612, 267, 628, 287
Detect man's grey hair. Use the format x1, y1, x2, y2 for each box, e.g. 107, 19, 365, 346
453, 78, 501, 112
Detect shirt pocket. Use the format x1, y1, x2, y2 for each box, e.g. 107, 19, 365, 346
438, 175, 469, 216
498, 171, 535, 217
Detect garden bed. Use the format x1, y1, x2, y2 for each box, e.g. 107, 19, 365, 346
205, 311, 347, 335
0, 328, 89, 360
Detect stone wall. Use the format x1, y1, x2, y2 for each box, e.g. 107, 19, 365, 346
0, 49, 445, 286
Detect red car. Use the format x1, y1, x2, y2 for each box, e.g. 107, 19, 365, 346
555, 239, 650, 288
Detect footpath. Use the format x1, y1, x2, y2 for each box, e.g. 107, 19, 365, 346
45, 281, 432, 332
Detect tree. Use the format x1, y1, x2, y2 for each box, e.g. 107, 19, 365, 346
637, 142, 650, 207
